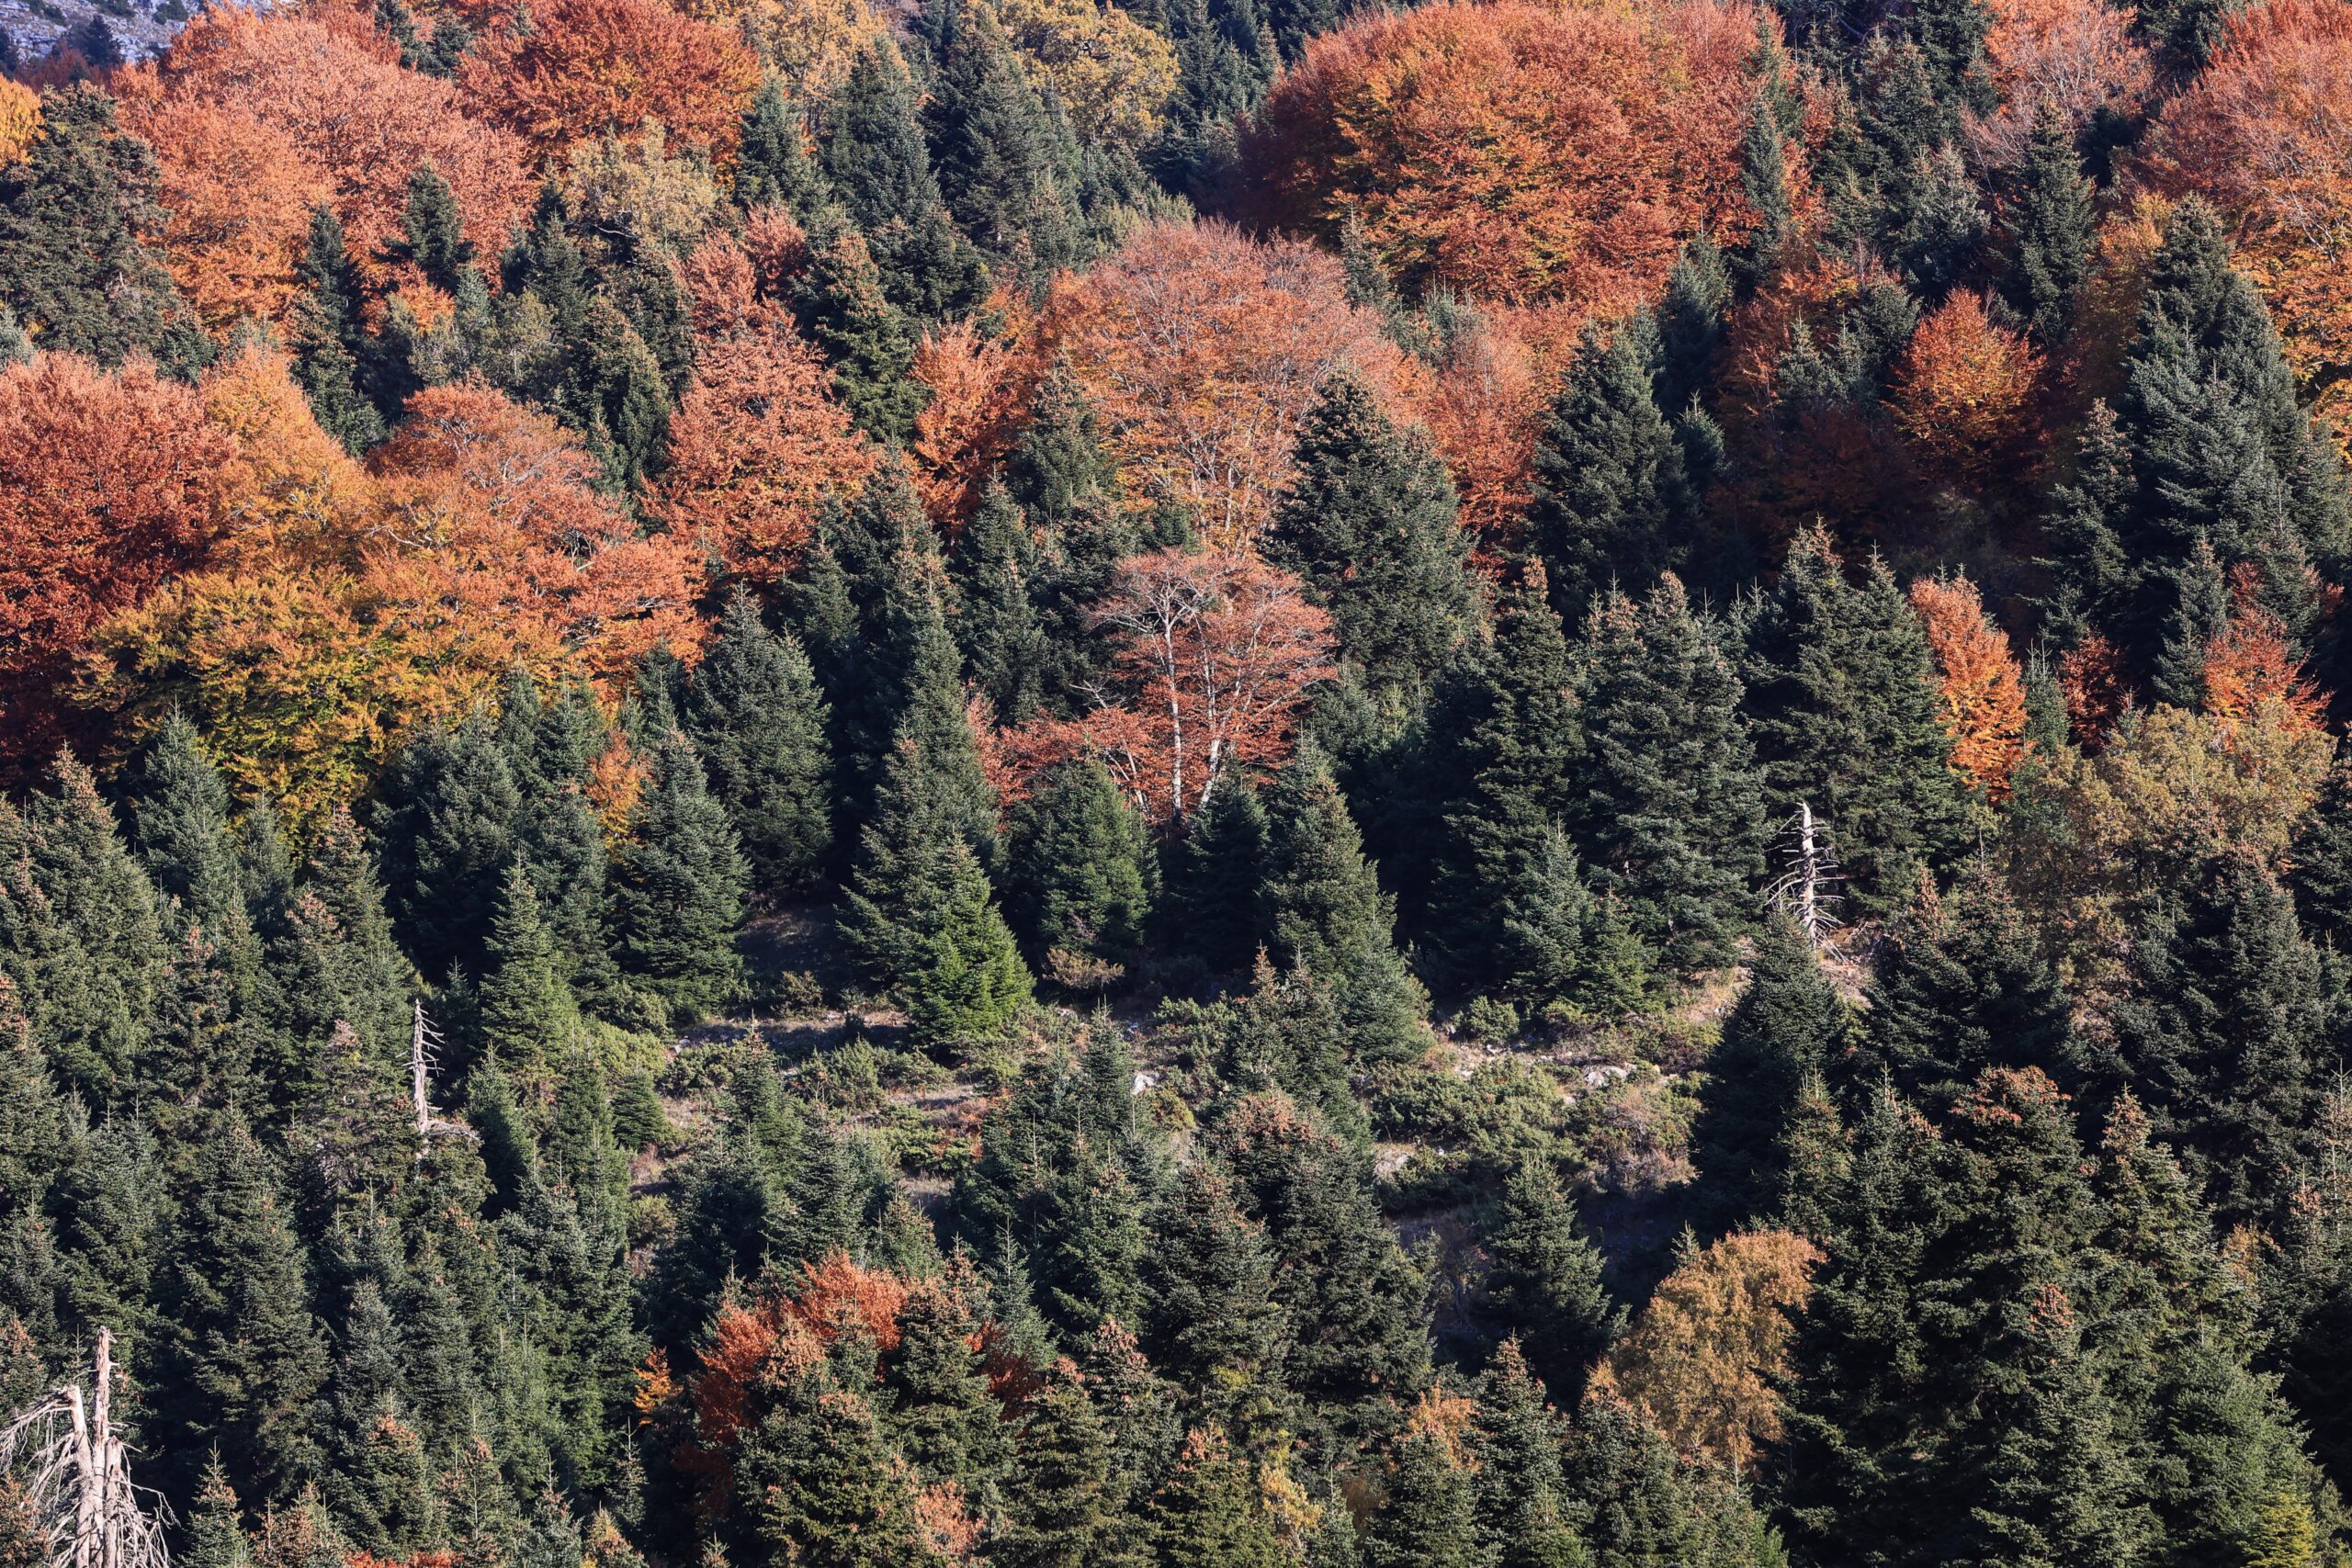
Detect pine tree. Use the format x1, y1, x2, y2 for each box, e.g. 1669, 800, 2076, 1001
1689, 918, 1852, 1237
685, 592, 834, 896
2105, 853, 2324, 1231
390, 162, 474, 295
299, 810, 414, 1056
477, 863, 578, 1085
1147, 1425, 1282, 1568
1567, 579, 1765, 975
1170, 779, 1272, 976
1004, 759, 1153, 974
126, 712, 256, 982
609, 735, 749, 1024
797, 223, 927, 443
1491, 828, 1636, 1019
182, 1457, 254, 1568
0, 85, 208, 372
2007, 105, 2094, 344
884, 1268, 1008, 1491
1267, 370, 1477, 714
373, 715, 521, 981
1655, 237, 1731, 421
1737, 525, 1973, 909
905, 835, 1034, 1049
1527, 322, 1698, 625
925, 0, 1083, 281
820, 39, 984, 318
2035, 399, 2135, 649
149, 1120, 330, 1506
998, 1360, 1123, 1568
736, 1359, 922, 1567
1261, 745, 1426, 1063
1144, 1161, 1288, 1419
0, 980, 62, 1228
288, 207, 388, 451
1005, 357, 1119, 528
1484, 1159, 1617, 1402
1426, 581, 1579, 985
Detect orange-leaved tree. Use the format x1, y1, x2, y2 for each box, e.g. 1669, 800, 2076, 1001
1020, 547, 1335, 826
1237, 0, 1768, 309
1909, 573, 2030, 801
1038, 220, 1409, 545
120, 6, 534, 301
0, 352, 233, 771
657, 233, 873, 581
459, 0, 762, 163
1597, 1229, 1819, 1475
1890, 291, 2042, 488
1970, 0, 2154, 166
2142, 0, 2352, 445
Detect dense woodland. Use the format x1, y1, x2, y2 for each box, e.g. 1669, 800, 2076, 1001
6, 0, 2352, 1560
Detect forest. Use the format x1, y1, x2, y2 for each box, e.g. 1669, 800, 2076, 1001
2, 0, 2351, 1558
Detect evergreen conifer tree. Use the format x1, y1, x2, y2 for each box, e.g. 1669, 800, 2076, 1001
2007, 105, 2095, 344
1267, 371, 1477, 714
1365, 1422, 1478, 1568
1170, 779, 1272, 976
1468, 1340, 1590, 1568
1527, 323, 1698, 624
925, 0, 1084, 281
820, 40, 984, 318
998, 1360, 1123, 1568
609, 735, 748, 1024
1483, 1159, 1617, 1402
1152, 1425, 1284, 1568
684, 593, 834, 896
735, 80, 831, 219
950, 481, 1049, 725
1004, 759, 1153, 975
288, 207, 388, 451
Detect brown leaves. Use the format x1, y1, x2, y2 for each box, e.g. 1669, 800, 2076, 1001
458, 0, 762, 163
1238, 0, 1769, 310
1910, 573, 2029, 801
1890, 291, 2042, 487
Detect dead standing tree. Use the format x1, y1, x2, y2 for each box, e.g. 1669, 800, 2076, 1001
0, 1329, 170, 1568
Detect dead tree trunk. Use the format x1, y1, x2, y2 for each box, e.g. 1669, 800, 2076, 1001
0, 1329, 170, 1568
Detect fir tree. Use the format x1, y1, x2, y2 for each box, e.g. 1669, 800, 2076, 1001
1152, 1425, 1284, 1568
1689, 918, 1852, 1237
1144, 1161, 1288, 1420
2007, 105, 2095, 344
1261, 745, 1426, 1063
905, 836, 1034, 1049
0, 85, 208, 373
1468, 1340, 1591, 1568
609, 735, 749, 1024
797, 222, 928, 445
925, 0, 1084, 281
950, 481, 1049, 725
183, 1457, 255, 1568
1004, 759, 1153, 974
1737, 525, 1973, 910
126, 713, 256, 978
1567, 579, 1765, 975
998, 1360, 1123, 1568
1527, 323, 1698, 625
1364, 1422, 1479, 1568
373, 715, 521, 982
1170, 779, 1272, 976
1267, 370, 1477, 714
820, 39, 984, 319
288, 207, 387, 452
389, 163, 474, 295
149, 1120, 330, 1506
685, 592, 834, 897
476, 864, 577, 1085
1484, 1159, 1617, 1402
1655, 238, 1732, 420
735, 79, 831, 219
884, 1269, 1008, 1491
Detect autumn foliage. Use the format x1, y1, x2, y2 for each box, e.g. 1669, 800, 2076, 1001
1017, 547, 1335, 824
1238, 0, 1769, 309
0, 354, 232, 759
1890, 292, 2042, 487
1971, 0, 2154, 165
1040, 220, 1409, 545
1598, 1229, 1819, 1474
1909, 574, 2030, 801
458, 0, 762, 162
119, 7, 534, 302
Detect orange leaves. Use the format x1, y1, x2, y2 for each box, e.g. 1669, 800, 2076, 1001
2143, 0, 2352, 435
130, 98, 332, 330
1024, 547, 1335, 825
2202, 598, 2326, 736
0, 352, 232, 758
123, 7, 533, 302
0, 82, 39, 166
1890, 292, 2042, 486
1909, 574, 2030, 800
910, 303, 1044, 527
1238, 0, 1765, 310
1039, 220, 1408, 546
1971, 0, 2154, 165
458, 0, 761, 163
656, 245, 873, 581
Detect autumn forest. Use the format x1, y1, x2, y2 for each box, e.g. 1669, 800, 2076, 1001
0, 0, 2347, 1559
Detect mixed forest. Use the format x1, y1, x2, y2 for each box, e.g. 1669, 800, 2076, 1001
8, 0, 2352, 1559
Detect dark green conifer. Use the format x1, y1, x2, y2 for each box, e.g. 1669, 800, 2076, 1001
735, 80, 831, 219
1267, 370, 1477, 714
1261, 745, 1426, 1063
609, 735, 749, 1024
1689, 918, 1852, 1236
389, 163, 474, 295
1004, 759, 1153, 975
2007, 105, 2095, 344
820, 39, 985, 318
1144, 1162, 1288, 1417
1737, 525, 1973, 909
1468, 1341, 1589, 1568
1483, 1159, 1617, 1402
1568, 579, 1765, 975
951, 480, 1049, 725
925, 0, 1084, 281
1527, 323, 1698, 624
373, 715, 521, 981
1152, 1426, 1284, 1568
1364, 1424, 1478, 1568
1170, 779, 1272, 976
685, 592, 834, 896
797, 224, 927, 443
289, 207, 388, 451
998, 1360, 1123, 1568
